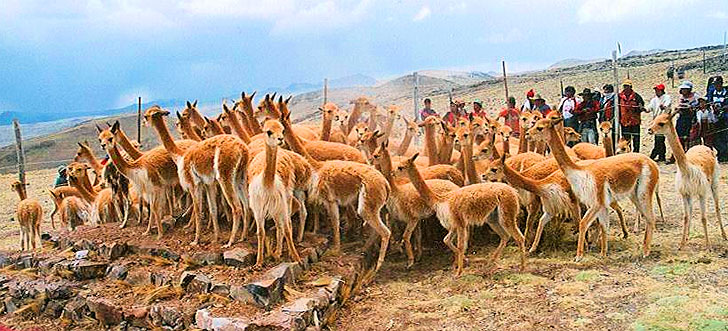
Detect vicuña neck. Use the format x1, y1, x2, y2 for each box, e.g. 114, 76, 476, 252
518, 124, 528, 154
116, 129, 144, 160
14, 187, 27, 201
348, 105, 363, 133
227, 112, 251, 143
188, 108, 206, 128
377, 149, 398, 190
462, 138, 479, 185
396, 131, 413, 156
546, 127, 581, 172
405, 164, 442, 206
281, 118, 322, 170
106, 144, 138, 177
321, 116, 333, 141
664, 122, 689, 172
263, 143, 278, 187
424, 126, 438, 166
437, 135, 453, 165
242, 104, 263, 134
81, 150, 103, 175
603, 133, 614, 157
382, 116, 395, 142
368, 112, 378, 132
151, 117, 184, 157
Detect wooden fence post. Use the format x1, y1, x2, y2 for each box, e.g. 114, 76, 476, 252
323, 78, 328, 105
612, 50, 621, 138
137, 97, 142, 143
502, 61, 509, 102
13, 119, 26, 185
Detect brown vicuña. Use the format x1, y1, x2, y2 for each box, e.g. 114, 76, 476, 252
11, 180, 42, 251
279, 98, 391, 272
526, 113, 662, 260
649, 111, 726, 249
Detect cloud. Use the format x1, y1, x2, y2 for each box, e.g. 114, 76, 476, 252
180, 0, 373, 35
413, 6, 431, 21
577, 0, 695, 24
482, 29, 524, 44
707, 10, 728, 19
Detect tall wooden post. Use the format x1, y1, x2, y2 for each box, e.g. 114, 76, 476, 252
137, 97, 142, 143
703, 50, 707, 74
612, 50, 621, 138
559, 79, 564, 96
13, 119, 26, 185
323, 78, 328, 105
413, 72, 419, 121
502, 61, 509, 102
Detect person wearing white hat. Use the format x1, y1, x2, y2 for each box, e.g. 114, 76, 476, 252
667, 80, 700, 164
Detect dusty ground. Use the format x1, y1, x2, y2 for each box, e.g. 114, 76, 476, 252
3, 163, 728, 330
334, 165, 728, 331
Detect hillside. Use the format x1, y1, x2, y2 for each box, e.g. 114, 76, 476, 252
2, 45, 728, 173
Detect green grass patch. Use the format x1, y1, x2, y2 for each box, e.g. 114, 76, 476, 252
574, 270, 600, 282
651, 263, 691, 277
690, 318, 728, 331
495, 272, 549, 286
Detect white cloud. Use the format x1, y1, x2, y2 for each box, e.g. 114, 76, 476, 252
482, 29, 524, 44
413, 6, 431, 21
707, 10, 728, 19
577, 0, 695, 24
115, 88, 151, 108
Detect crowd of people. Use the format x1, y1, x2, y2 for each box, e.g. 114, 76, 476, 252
419, 75, 728, 163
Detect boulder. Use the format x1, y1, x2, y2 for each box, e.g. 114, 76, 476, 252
210, 283, 230, 297
223, 248, 255, 268
38, 257, 66, 275
62, 297, 89, 322
186, 274, 212, 294
244, 262, 301, 308
107, 264, 129, 281
124, 306, 150, 328
72, 261, 108, 280
42, 300, 64, 318
86, 296, 123, 325
74, 250, 89, 260
126, 269, 153, 286
99, 242, 127, 261
45, 282, 73, 300
149, 304, 186, 330
195, 309, 251, 330
73, 239, 95, 252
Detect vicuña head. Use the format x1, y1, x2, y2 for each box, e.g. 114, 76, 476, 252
616, 137, 632, 154
563, 127, 581, 143
647, 111, 677, 135
143, 105, 170, 126
599, 121, 613, 138
263, 119, 285, 147
97, 122, 119, 150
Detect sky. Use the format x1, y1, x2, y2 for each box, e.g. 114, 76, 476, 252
1, 0, 727, 113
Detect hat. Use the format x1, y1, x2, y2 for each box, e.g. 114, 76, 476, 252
678, 80, 694, 90
508, 96, 516, 104
473, 99, 483, 106
565, 86, 576, 94
533, 94, 545, 101
57, 165, 66, 174
698, 95, 707, 102
653, 84, 665, 91
578, 88, 592, 96
622, 79, 633, 87
526, 89, 535, 98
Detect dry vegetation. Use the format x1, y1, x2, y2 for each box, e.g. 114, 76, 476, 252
1, 46, 728, 330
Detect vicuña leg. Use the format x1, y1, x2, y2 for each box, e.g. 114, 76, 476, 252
204, 184, 221, 243
711, 186, 727, 240
679, 194, 693, 250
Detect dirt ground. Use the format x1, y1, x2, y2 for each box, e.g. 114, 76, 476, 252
2, 164, 728, 330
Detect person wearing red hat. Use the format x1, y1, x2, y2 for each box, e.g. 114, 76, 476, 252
521, 89, 535, 112
646, 83, 672, 162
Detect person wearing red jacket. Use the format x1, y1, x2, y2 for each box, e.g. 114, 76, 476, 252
572, 88, 600, 144
619, 79, 646, 152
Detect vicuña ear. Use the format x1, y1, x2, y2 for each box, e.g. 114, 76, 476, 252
176, 111, 183, 121
96, 124, 103, 133
111, 121, 120, 133
375, 130, 384, 139
186, 101, 192, 109
77, 142, 84, 148
285, 95, 292, 104
250, 91, 256, 99
192, 100, 198, 107
411, 152, 419, 162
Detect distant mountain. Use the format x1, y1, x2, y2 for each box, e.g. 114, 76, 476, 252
417, 70, 493, 85
0, 98, 186, 126
549, 58, 607, 70
622, 49, 666, 58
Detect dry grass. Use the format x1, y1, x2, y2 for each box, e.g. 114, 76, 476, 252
335, 166, 728, 330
